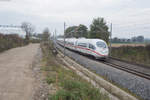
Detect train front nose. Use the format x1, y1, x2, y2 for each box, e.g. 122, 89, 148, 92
95, 41, 109, 58
95, 48, 109, 59
99, 48, 109, 56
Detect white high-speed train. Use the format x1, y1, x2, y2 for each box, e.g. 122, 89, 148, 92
57, 38, 109, 59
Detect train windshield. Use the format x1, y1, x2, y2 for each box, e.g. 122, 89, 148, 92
96, 41, 106, 48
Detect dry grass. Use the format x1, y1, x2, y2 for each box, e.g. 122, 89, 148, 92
111, 43, 146, 47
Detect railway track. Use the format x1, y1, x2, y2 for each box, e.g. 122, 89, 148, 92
55, 42, 150, 80
101, 60, 150, 80
110, 56, 150, 69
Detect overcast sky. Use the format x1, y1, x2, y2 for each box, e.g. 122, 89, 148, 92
0, 0, 150, 38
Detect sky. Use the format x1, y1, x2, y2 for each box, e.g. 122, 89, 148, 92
0, 0, 150, 38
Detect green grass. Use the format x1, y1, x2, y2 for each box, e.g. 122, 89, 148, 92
46, 77, 55, 85
40, 41, 110, 100
51, 80, 109, 100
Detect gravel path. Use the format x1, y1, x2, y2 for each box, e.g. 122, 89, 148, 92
0, 44, 39, 100
56, 43, 150, 100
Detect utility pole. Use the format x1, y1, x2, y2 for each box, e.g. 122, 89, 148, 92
55, 29, 57, 41
64, 22, 66, 57
109, 23, 112, 57
53, 29, 57, 50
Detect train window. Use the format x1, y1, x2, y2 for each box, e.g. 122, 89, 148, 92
78, 43, 87, 47
89, 44, 95, 50
96, 41, 106, 48
68, 42, 74, 45
68, 42, 70, 44
70, 42, 74, 45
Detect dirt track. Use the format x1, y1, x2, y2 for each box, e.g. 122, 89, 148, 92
0, 44, 39, 100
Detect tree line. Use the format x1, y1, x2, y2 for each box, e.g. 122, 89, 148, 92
20, 18, 110, 43
112, 36, 145, 43
0, 21, 49, 53
0, 17, 110, 45
64, 17, 110, 43
21, 22, 51, 42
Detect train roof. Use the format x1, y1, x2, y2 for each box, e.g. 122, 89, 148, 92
77, 38, 105, 43
58, 38, 106, 43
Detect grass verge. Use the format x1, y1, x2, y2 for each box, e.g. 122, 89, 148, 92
40, 41, 110, 100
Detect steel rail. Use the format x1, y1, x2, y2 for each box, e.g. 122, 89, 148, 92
102, 61, 150, 80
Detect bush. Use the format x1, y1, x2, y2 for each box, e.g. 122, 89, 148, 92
146, 44, 150, 57
30, 39, 41, 43
111, 45, 150, 66
0, 33, 27, 52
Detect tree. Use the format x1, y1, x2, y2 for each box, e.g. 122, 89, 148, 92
42, 28, 50, 41
131, 37, 137, 42
89, 17, 109, 43
76, 24, 88, 38
137, 36, 144, 42
65, 26, 78, 38
65, 25, 88, 38
113, 37, 119, 43
21, 22, 34, 41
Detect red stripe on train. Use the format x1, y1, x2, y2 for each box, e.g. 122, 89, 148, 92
75, 46, 106, 56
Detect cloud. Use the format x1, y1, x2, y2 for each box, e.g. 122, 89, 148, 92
0, 0, 150, 38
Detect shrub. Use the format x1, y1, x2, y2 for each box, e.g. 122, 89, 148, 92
0, 33, 27, 52
111, 45, 150, 66
146, 44, 150, 57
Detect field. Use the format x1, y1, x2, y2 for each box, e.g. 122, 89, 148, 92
111, 43, 146, 47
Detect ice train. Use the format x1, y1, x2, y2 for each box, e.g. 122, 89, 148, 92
57, 38, 109, 59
